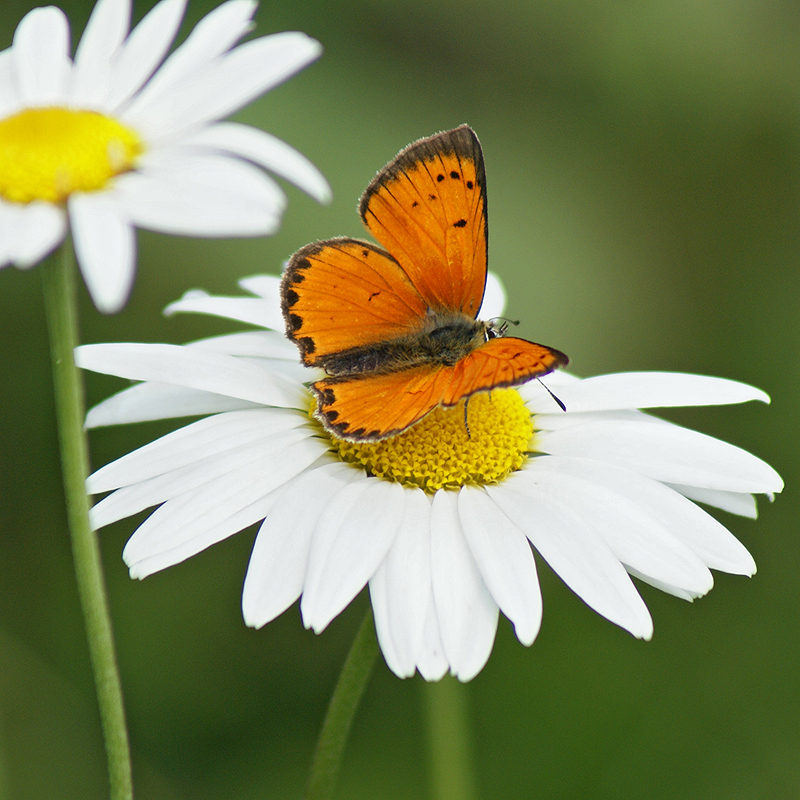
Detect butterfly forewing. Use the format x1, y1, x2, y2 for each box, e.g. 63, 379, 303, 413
359, 125, 488, 318
281, 238, 428, 366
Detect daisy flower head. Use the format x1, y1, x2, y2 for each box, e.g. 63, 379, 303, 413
77, 274, 783, 681
0, 0, 329, 313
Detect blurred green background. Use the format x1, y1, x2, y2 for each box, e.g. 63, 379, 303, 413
1, 0, 798, 797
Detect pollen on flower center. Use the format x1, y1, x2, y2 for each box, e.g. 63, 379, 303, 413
327, 388, 535, 492
0, 107, 143, 204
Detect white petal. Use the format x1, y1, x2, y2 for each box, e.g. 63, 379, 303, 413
70, 0, 131, 107
478, 271, 506, 319
668, 484, 758, 519
105, 0, 187, 111
430, 491, 499, 681
124, 31, 321, 138
92, 426, 317, 528
69, 193, 136, 313
76, 342, 304, 408
416, 591, 449, 682
524, 458, 715, 597
538, 417, 784, 494
526, 372, 771, 415
0, 200, 66, 267
165, 288, 284, 331
180, 123, 331, 203
0, 48, 21, 116
545, 457, 757, 576
114, 153, 285, 236
122, 435, 321, 577
369, 488, 432, 678
85, 381, 260, 427
88, 407, 303, 492
489, 478, 654, 639
120, 0, 256, 116
301, 479, 404, 633
12, 6, 71, 106
188, 331, 298, 361
238, 274, 281, 301
243, 460, 358, 628
458, 487, 542, 645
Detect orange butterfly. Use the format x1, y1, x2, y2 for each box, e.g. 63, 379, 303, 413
281, 124, 568, 442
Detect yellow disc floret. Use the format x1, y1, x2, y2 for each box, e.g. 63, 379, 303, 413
328, 389, 535, 493
0, 107, 143, 204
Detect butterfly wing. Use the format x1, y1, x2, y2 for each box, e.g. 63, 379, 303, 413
313, 337, 568, 442
281, 238, 428, 367
359, 125, 488, 318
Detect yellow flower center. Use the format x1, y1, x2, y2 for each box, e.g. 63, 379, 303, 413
327, 388, 535, 493
0, 107, 143, 204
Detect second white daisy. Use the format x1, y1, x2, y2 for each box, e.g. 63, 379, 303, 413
0, 0, 329, 312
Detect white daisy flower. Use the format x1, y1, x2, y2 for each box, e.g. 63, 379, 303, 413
0, 0, 329, 312
76, 275, 783, 681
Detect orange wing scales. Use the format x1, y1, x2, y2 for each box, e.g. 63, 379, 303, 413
359, 125, 487, 316
281, 125, 569, 442
313, 337, 567, 442
281, 238, 427, 365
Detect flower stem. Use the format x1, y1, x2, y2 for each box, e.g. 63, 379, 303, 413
422, 676, 478, 800
304, 605, 379, 800
41, 245, 134, 800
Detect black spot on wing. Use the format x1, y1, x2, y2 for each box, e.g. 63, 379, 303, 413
453, 218, 467, 228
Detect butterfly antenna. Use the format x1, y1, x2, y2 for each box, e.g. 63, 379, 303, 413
463, 397, 472, 439
538, 378, 566, 412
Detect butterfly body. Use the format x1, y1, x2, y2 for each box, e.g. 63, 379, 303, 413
281, 125, 568, 442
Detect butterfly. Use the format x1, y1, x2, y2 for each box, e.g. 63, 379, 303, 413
281, 124, 568, 442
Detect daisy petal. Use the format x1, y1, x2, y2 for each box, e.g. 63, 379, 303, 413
458, 487, 542, 645
12, 6, 71, 106
238, 274, 282, 301
0, 44, 20, 116
301, 479, 405, 633
527, 372, 770, 414
668, 484, 758, 519
430, 491, 499, 681
121, 0, 257, 117
524, 458, 716, 596
85, 381, 259, 427
165, 288, 284, 331
370, 488, 432, 678
76, 343, 304, 408
181, 123, 331, 203
105, 0, 187, 111
70, 0, 132, 107
477, 271, 506, 319
69, 193, 136, 313
92, 427, 316, 528
124, 31, 321, 138
122, 435, 321, 577
416, 592, 449, 682
115, 153, 285, 236
87, 407, 303, 492
489, 479, 654, 639
1, 200, 66, 267
243, 461, 358, 629
538, 418, 784, 494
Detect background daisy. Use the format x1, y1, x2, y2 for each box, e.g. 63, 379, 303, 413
0, 0, 329, 312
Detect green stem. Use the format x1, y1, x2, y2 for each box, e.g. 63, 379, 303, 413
304, 606, 379, 800
422, 676, 478, 800
41, 245, 134, 800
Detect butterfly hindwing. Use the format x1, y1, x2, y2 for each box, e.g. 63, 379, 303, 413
312, 336, 567, 442
359, 125, 488, 318
281, 238, 428, 367
441, 336, 569, 406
